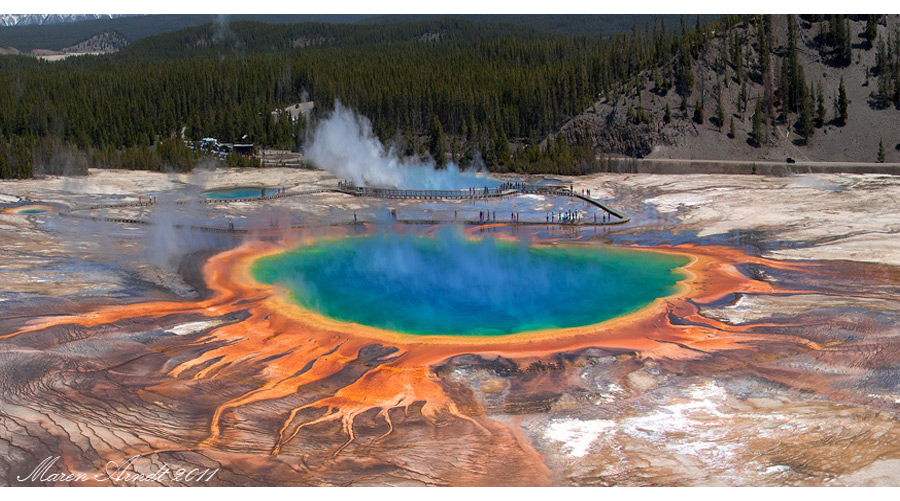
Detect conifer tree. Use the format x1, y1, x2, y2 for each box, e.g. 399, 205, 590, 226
815, 83, 826, 127
675, 48, 694, 98
715, 84, 724, 130
428, 115, 447, 168
797, 82, 815, 142
756, 16, 771, 75
878, 138, 886, 162
738, 80, 748, 115
493, 127, 511, 167
843, 19, 853, 64
751, 99, 764, 146
693, 99, 704, 124
837, 77, 849, 125
865, 15, 878, 49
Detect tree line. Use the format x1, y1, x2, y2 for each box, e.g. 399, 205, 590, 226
0, 16, 734, 178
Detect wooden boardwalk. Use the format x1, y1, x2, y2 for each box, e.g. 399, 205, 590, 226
53, 181, 630, 232
336, 185, 516, 200
338, 183, 628, 222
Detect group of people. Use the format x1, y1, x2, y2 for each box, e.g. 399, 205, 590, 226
499, 180, 526, 191
547, 209, 584, 224
544, 209, 611, 224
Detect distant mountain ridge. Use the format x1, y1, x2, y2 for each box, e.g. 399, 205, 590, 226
0, 14, 376, 51
0, 14, 130, 27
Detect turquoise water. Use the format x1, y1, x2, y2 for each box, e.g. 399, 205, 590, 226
19, 208, 47, 214
251, 232, 690, 336
204, 187, 271, 199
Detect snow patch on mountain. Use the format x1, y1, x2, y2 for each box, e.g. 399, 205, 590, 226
0, 14, 131, 27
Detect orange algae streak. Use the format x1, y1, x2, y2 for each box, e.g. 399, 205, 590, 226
1, 230, 818, 456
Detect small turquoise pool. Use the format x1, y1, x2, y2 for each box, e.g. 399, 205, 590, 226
251, 231, 690, 336
204, 187, 273, 199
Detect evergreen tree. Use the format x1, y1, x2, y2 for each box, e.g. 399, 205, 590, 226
157, 137, 196, 172
728, 116, 736, 138
875, 39, 889, 76
780, 17, 807, 115
693, 99, 704, 124
675, 47, 694, 97
834, 18, 852, 66
664, 102, 672, 123
493, 127, 511, 167
797, 81, 815, 142
815, 82, 826, 127
878, 138, 886, 162
756, 16, 771, 75
864, 15, 878, 49
428, 115, 447, 168
843, 19, 853, 64
715, 84, 724, 130
827, 15, 853, 66
750, 99, 764, 146
837, 77, 849, 125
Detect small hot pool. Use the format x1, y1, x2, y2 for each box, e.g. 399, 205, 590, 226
204, 187, 274, 200
3, 205, 52, 215
251, 232, 690, 336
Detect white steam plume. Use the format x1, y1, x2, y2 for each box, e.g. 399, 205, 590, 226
305, 101, 497, 190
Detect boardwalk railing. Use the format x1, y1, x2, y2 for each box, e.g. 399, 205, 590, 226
336, 185, 517, 200
53, 182, 629, 231
339, 183, 627, 221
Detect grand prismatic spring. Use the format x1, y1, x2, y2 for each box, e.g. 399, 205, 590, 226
3, 108, 900, 487
250, 231, 690, 336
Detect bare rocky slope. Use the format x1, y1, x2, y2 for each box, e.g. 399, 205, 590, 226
559, 15, 900, 163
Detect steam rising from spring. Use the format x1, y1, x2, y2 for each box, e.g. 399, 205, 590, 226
306, 102, 497, 190
252, 228, 691, 335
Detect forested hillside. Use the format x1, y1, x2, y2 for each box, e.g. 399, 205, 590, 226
558, 15, 900, 163
0, 16, 728, 178
0, 14, 701, 52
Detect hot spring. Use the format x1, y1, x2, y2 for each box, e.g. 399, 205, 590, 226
2, 204, 53, 214
204, 187, 274, 199
251, 231, 691, 336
